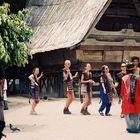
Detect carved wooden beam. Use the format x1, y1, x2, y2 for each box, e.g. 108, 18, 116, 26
87, 28, 140, 42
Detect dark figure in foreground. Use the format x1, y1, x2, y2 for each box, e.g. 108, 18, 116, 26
0, 89, 6, 139
0, 120, 6, 139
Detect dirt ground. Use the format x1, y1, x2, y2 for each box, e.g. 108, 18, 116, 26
2, 97, 140, 140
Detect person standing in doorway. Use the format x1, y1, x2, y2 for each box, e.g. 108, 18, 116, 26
98, 65, 115, 116
80, 63, 95, 115
28, 67, 43, 115
63, 60, 78, 114
121, 64, 140, 133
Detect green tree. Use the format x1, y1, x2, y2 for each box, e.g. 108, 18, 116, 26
0, 3, 33, 132
0, 3, 33, 71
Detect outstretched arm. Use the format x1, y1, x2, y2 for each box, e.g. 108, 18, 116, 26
37, 72, 43, 81
73, 72, 78, 79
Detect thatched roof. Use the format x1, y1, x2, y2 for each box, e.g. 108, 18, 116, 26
26, 0, 111, 54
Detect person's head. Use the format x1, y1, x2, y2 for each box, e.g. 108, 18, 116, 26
64, 60, 71, 69
127, 64, 136, 74
102, 65, 109, 74
32, 67, 40, 75
131, 56, 140, 67
121, 63, 127, 72
85, 63, 91, 71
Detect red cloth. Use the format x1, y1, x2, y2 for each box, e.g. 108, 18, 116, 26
121, 75, 140, 114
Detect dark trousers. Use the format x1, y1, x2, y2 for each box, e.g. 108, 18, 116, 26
99, 101, 112, 115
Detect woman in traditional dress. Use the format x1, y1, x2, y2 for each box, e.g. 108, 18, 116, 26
80, 63, 95, 115
98, 65, 115, 116
121, 64, 140, 133
63, 60, 78, 114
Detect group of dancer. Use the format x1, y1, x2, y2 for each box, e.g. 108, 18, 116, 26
62, 60, 116, 116
28, 56, 140, 133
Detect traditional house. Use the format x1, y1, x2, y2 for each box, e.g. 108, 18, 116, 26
11, 0, 140, 96
25, 0, 140, 97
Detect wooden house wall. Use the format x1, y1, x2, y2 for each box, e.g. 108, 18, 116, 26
76, 45, 140, 70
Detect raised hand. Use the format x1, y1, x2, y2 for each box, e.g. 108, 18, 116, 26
74, 72, 78, 78
40, 72, 44, 77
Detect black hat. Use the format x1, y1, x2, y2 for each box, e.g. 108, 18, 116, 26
127, 64, 136, 71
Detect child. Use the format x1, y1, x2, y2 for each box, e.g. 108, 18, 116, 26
28, 67, 43, 115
